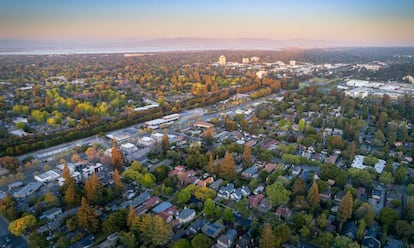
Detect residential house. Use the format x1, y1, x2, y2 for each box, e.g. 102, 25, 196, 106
218, 183, 235, 199
235, 234, 254, 248
230, 188, 243, 201
177, 208, 196, 224
202, 222, 225, 239
210, 179, 224, 191
362, 225, 381, 248
263, 163, 277, 173
189, 219, 209, 234
257, 197, 272, 213
249, 194, 264, 208
216, 229, 237, 248
152, 201, 173, 214
325, 155, 338, 164
342, 221, 358, 240
135, 196, 160, 215
275, 206, 291, 219
241, 166, 259, 179
158, 206, 179, 223
40, 208, 62, 221
241, 186, 251, 197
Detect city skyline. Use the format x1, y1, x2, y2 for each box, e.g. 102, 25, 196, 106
0, 0, 414, 47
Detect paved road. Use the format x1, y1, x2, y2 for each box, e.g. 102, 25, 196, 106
0, 215, 29, 248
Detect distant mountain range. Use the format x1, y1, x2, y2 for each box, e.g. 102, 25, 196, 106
0, 38, 363, 55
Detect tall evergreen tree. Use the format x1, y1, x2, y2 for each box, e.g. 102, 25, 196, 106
162, 129, 170, 153
77, 197, 99, 233
84, 173, 102, 205
111, 140, 124, 171
64, 180, 77, 208
307, 181, 320, 209
113, 169, 123, 192
219, 151, 236, 181
242, 144, 252, 169
208, 153, 215, 174
339, 191, 353, 223
260, 224, 278, 248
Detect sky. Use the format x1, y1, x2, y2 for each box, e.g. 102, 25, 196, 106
0, 0, 413, 46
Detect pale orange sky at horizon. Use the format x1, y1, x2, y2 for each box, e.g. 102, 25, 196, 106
1, 0, 413, 46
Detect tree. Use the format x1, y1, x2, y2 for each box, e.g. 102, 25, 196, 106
29, 231, 48, 248
203, 198, 215, 217
9, 214, 36, 236
113, 168, 123, 192
219, 151, 237, 181
176, 190, 191, 204
307, 181, 320, 209
380, 207, 398, 228
204, 128, 214, 146
266, 181, 291, 207
334, 235, 358, 248
208, 152, 215, 174
339, 191, 353, 222
173, 239, 191, 248
260, 224, 277, 248
133, 214, 172, 246
298, 118, 306, 132
394, 166, 406, 185
111, 142, 124, 171
127, 205, 136, 228
194, 186, 216, 200
84, 173, 102, 205
223, 208, 235, 222
102, 209, 128, 235
162, 129, 170, 153
395, 220, 414, 241
119, 231, 136, 248
317, 213, 327, 229
77, 197, 99, 233
191, 233, 212, 248
242, 144, 252, 169
354, 202, 375, 227
363, 155, 379, 166
293, 178, 307, 195
85, 147, 98, 162
43, 191, 58, 207
62, 163, 73, 187
0, 156, 20, 173
275, 224, 290, 244
64, 181, 77, 208
379, 171, 394, 185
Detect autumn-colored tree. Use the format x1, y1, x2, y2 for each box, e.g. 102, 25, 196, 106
293, 178, 307, 195
133, 214, 172, 246
339, 191, 353, 223
260, 224, 278, 248
77, 197, 99, 233
43, 191, 58, 207
112, 142, 124, 172
85, 147, 98, 162
64, 182, 77, 208
127, 205, 136, 228
113, 169, 123, 192
0, 156, 20, 173
242, 144, 252, 169
71, 153, 81, 163
219, 151, 237, 181
162, 129, 170, 154
204, 128, 214, 145
307, 181, 320, 209
62, 163, 73, 187
84, 173, 102, 205
208, 153, 215, 174
9, 214, 36, 236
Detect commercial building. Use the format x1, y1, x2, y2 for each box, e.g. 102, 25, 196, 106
219, 55, 226, 65
34, 170, 60, 183
13, 182, 43, 198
